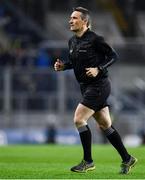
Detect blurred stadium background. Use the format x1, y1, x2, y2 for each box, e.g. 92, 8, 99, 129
0, 0, 145, 146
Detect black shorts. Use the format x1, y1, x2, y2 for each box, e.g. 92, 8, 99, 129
80, 78, 111, 112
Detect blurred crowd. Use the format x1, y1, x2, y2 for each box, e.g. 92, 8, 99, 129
0, 0, 53, 69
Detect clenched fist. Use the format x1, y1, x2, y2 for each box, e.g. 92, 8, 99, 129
54, 59, 65, 71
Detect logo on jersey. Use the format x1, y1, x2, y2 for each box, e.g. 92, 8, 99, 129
70, 49, 73, 54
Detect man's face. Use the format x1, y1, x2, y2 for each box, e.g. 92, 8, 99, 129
69, 11, 86, 32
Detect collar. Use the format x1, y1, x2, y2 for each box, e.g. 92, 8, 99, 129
75, 28, 90, 39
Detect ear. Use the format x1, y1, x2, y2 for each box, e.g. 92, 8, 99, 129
83, 18, 88, 26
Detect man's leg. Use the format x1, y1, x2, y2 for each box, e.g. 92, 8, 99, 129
93, 106, 137, 174
71, 103, 95, 173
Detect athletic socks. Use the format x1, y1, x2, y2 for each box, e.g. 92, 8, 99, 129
77, 125, 130, 163
103, 126, 130, 162
78, 125, 93, 163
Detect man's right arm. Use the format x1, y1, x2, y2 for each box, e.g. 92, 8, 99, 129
63, 62, 73, 70
63, 38, 73, 70
54, 39, 73, 71
54, 59, 73, 71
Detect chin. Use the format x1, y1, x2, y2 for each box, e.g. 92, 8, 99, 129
70, 28, 78, 32
70, 27, 75, 31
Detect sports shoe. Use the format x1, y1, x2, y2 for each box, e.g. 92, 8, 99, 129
120, 156, 138, 174
70, 160, 95, 173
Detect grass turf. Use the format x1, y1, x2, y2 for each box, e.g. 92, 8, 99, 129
0, 144, 144, 179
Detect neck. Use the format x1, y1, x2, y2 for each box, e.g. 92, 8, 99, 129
75, 27, 88, 37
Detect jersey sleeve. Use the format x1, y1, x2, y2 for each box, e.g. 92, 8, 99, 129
63, 62, 73, 70
94, 36, 118, 71
63, 39, 73, 70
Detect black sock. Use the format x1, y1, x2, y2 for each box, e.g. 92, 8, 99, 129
78, 125, 93, 163
103, 126, 130, 162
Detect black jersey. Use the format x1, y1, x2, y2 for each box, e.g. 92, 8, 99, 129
64, 29, 118, 84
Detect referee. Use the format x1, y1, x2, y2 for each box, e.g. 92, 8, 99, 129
54, 7, 137, 174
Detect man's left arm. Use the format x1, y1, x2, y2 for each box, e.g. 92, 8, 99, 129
86, 36, 118, 78
95, 36, 118, 72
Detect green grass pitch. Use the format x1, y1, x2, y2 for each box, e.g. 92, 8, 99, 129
0, 144, 144, 179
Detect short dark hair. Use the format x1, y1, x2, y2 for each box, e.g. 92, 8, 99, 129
73, 7, 91, 28
73, 7, 89, 15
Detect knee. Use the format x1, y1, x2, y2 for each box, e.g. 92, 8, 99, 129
98, 119, 112, 130
74, 115, 87, 128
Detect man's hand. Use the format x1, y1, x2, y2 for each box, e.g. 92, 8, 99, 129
86, 67, 100, 77
54, 59, 64, 71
